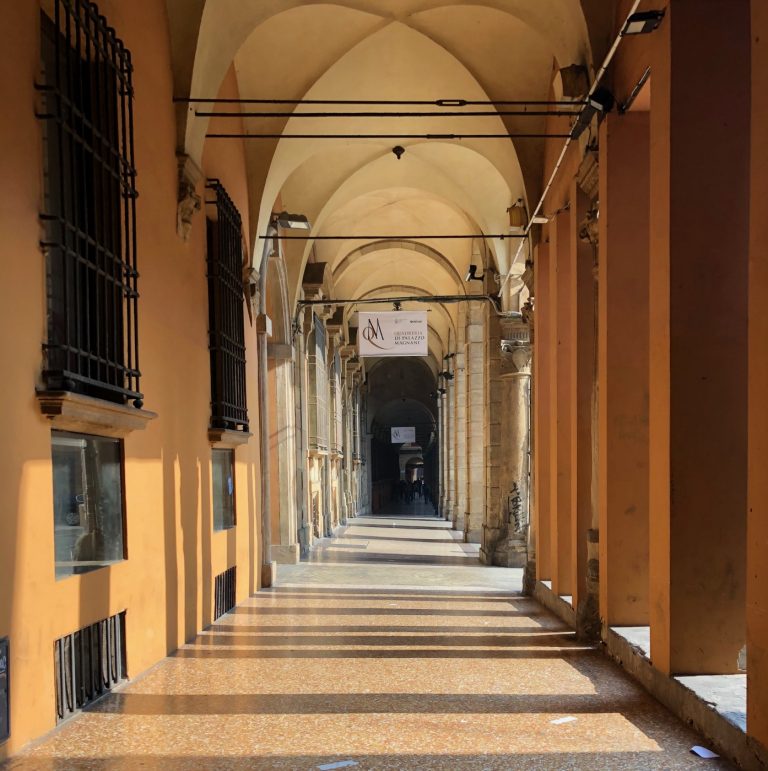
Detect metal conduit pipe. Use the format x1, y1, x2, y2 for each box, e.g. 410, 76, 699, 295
499, 0, 644, 295
257, 223, 277, 587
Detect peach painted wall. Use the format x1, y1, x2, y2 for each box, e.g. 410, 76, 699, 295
0, 4, 262, 757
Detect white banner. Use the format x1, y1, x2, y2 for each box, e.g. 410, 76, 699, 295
391, 426, 416, 443
358, 311, 428, 357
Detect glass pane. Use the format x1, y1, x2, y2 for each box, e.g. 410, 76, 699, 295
212, 449, 235, 530
52, 431, 124, 579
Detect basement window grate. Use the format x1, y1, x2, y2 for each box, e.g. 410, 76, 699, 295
214, 566, 236, 620
54, 611, 126, 722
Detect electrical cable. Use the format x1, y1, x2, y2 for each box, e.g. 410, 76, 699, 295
499, 0, 645, 295
195, 109, 580, 118
207, 132, 571, 140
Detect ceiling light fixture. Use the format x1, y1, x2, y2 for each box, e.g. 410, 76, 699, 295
273, 212, 311, 230
622, 10, 665, 35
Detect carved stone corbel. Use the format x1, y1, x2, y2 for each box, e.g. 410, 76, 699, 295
176, 153, 203, 242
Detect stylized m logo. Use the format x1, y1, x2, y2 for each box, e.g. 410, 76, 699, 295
362, 318, 384, 342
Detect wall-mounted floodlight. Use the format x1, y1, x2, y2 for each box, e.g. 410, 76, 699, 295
274, 212, 311, 230
622, 10, 665, 35
530, 214, 550, 225
438, 370, 454, 380
465, 264, 484, 282
571, 87, 614, 140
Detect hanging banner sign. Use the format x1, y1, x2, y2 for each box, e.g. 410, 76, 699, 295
358, 311, 428, 357
391, 426, 416, 443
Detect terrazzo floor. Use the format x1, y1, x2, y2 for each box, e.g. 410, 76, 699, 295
4, 505, 733, 770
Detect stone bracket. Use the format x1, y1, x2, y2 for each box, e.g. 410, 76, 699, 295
37, 390, 157, 437
176, 153, 203, 242
208, 427, 252, 448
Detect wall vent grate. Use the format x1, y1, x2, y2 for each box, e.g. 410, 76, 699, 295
214, 566, 236, 620
54, 611, 126, 722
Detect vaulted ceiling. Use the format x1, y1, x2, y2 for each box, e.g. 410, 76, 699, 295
167, 0, 601, 369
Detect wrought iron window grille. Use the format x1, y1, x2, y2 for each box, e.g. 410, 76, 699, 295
205, 180, 248, 432
37, 1, 142, 408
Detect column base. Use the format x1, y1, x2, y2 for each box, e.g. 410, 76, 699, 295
261, 561, 277, 588
576, 590, 601, 642
298, 523, 312, 559
523, 559, 537, 596
270, 544, 300, 564
506, 535, 528, 568
465, 526, 482, 544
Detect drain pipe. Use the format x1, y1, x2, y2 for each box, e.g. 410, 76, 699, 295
257, 222, 276, 587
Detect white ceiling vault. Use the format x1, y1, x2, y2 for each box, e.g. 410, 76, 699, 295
167, 0, 598, 366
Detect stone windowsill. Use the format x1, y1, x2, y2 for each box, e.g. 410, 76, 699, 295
37, 390, 157, 437
208, 427, 252, 448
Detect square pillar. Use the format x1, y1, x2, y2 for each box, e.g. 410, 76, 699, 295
649, 0, 749, 674
533, 242, 552, 579
570, 183, 596, 614
598, 111, 650, 628
748, 0, 768, 751
550, 211, 573, 595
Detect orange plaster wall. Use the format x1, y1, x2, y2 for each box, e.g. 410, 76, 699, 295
0, 5, 262, 757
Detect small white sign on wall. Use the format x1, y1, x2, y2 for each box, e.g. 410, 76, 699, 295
391, 427, 416, 443
358, 311, 428, 357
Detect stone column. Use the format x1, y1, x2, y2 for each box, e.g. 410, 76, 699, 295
648, 0, 749, 674
268, 344, 300, 564
482, 316, 531, 566
294, 310, 311, 557
533, 242, 552, 581
749, 0, 768, 754
481, 311, 502, 563
440, 381, 456, 520
464, 303, 485, 543
437, 390, 446, 516
448, 348, 467, 532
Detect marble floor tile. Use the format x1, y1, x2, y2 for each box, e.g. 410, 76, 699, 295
3, 506, 734, 770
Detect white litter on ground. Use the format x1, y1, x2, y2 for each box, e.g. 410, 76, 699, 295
690, 746, 719, 759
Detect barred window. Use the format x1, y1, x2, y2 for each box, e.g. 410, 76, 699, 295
206, 181, 248, 432
38, 0, 141, 407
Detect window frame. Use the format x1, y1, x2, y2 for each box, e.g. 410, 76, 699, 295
51, 428, 128, 580
212, 447, 236, 531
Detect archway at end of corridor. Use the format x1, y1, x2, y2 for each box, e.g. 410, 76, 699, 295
366, 357, 438, 516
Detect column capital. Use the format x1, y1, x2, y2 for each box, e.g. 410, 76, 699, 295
500, 316, 531, 376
